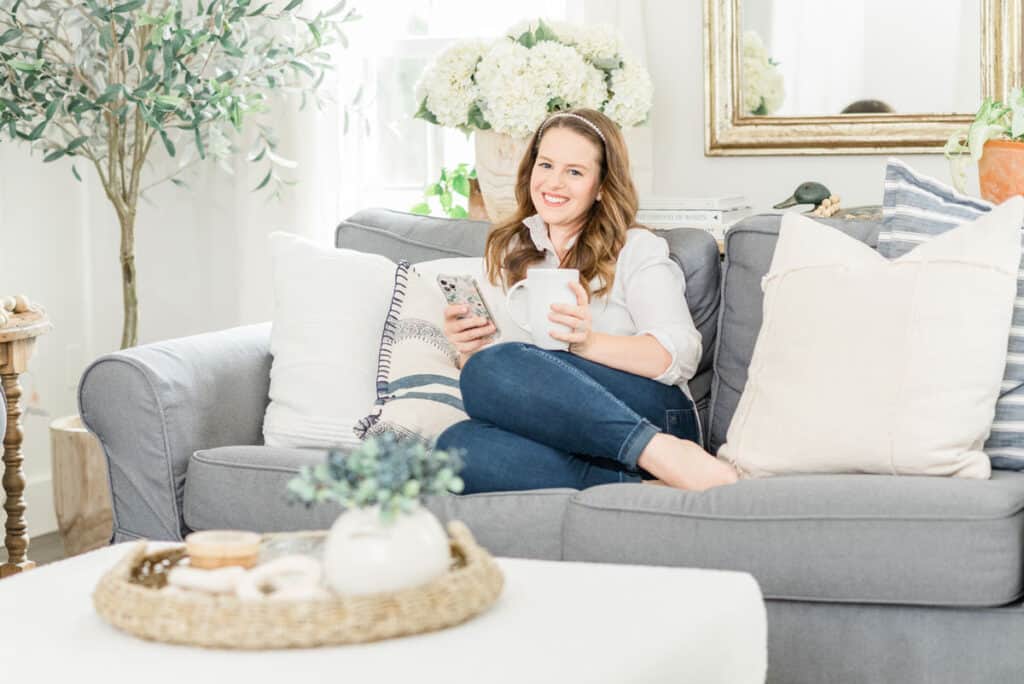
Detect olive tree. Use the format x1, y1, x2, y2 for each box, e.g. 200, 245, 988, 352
0, 0, 356, 347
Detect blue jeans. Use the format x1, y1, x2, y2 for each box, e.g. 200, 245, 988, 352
435, 342, 701, 493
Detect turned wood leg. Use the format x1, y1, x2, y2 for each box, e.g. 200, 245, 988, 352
1, 365, 35, 576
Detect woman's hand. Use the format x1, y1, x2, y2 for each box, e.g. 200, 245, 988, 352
443, 304, 496, 368
549, 281, 593, 354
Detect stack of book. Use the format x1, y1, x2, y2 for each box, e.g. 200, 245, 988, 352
637, 196, 753, 243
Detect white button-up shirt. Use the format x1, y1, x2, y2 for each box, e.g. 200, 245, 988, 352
520, 214, 703, 395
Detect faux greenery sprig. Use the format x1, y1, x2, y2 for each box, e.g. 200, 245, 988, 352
410, 163, 475, 219
0, 0, 357, 348
287, 434, 465, 522
945, 89, 1024, 191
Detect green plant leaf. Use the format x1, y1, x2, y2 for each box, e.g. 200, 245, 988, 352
253, 168, 273, 191
0, 28, 21, 45
66, 136, 89, 152
283, 0, 303, 11
452, 175, 470, 197
113, 0, 145, 12
95, 85, 123, 105
450, 205, 468, 219
159, 130, 176, 157
43, 148, 65, 162
425, 182, 442, 196
535, 19, 557, 43
26, 119, 47, 140
10, 59, 42, 72
71, 164, 82, 182
290, 60, 315, 78
410, 202, 430, 215
413, 96, 438, 124
440, 191, 452, 212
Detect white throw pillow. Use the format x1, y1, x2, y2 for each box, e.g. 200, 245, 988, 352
718, 198, 1024, 479
263, 232, 396, 449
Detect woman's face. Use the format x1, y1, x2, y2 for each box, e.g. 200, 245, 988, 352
529, 126, 603, 233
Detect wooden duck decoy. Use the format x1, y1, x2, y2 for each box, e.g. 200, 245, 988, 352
773, 182, 832, 210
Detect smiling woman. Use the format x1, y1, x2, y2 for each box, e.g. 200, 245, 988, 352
435, 108, 740, 495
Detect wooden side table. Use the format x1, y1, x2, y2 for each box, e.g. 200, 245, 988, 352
0, 309, 52, 577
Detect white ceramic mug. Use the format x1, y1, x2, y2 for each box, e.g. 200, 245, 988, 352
506, 268, 580, 350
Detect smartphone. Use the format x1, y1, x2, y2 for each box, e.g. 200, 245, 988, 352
436, 274, 501, 340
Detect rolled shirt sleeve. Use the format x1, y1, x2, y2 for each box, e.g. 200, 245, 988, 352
620, 231, 703, 387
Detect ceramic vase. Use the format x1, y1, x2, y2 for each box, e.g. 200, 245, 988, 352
322, 504, 450, 595
474, 130, 530, 223
978, 139, 1024, 204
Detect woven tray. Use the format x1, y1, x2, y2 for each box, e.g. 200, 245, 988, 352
93, 521, 504, 649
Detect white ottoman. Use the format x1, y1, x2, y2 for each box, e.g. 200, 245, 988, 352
0, 543, 766, 683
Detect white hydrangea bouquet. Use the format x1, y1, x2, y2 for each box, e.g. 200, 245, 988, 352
414, 19, 654, 138
742, 31, 784, 116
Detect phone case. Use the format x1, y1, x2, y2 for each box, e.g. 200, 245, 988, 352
437, 274, 501, 339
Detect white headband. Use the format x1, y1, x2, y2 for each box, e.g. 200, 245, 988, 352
537, 112, 606, 145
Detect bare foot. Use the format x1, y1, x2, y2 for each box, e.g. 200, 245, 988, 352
637, 434, 739, 491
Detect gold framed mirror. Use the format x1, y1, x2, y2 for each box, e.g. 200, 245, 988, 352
705, 0, 1023, 155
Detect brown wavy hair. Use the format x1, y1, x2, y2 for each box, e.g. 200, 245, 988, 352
484, 108, 640, 298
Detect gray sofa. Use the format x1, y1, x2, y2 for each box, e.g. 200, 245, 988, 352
79, 210, 1024, 683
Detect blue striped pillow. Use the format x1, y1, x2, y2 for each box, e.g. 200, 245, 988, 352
880, 158, 1024, 470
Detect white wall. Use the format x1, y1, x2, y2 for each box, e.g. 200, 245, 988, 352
643, 0, 960, 211
0, 0, 977, 539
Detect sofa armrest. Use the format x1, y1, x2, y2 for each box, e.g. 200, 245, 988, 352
79, 323, 272, 541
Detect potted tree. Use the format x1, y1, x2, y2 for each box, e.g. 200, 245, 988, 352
0, 0, 357, 555
945, 89, 1024, 203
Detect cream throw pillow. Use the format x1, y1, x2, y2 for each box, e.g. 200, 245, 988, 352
718, 198, 1024, 479
263, 232, 396, 449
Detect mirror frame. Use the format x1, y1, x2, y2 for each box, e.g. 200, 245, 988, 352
704, 0, 1023, 155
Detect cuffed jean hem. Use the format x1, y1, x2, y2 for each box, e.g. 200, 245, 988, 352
617, 418, 660, 471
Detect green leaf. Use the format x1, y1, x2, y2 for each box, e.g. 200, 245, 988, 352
535, 19, 557, 43
66, 136, 89, 152
95, 84, 122, 105
425, 182, 442, 196
194, 126, 205, 159
113, 0, 145, 12
27, 119, 46, 140
10, 59, 42, 72
449, 205, 469, 219
283, 0, 303, 11
439, 191, 452, 212
0, 28, 21, 45
170, 177, 189, 189
154, 94, 186, 109
307, 20, 322, 46
43, 148, 65, 162
253, 168, 273, 191
247, 3, 270, 16
289, 60, 314, 78
0, 99, 25, 118
516, 30, 535, 48
410, 202, 430, 215
159, 130, 175, 157
452, 175, 470, 197
72, 164, 82, 182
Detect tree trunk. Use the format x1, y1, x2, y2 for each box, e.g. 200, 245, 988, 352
118, 212, 138, 349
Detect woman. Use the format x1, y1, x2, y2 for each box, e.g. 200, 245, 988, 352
436, 108, 738, 493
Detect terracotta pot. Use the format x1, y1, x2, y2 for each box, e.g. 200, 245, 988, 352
474, 130, 530, 223
978, 139, 1024, 204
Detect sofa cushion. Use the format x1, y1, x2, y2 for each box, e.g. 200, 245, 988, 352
183, 445, 573, 560
561, 472, 1024, 606
708, 214, 881, 452
718, 205, 1022, 479
879, 158, 1024, 471
355, 261, 467, 442
339, 210, 723, 441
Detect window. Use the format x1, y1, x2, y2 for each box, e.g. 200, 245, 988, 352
339, 1, 579, 215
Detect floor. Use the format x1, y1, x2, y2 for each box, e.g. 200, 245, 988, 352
1, 532, 67, 566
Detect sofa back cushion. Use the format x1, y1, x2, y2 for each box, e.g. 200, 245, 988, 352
338, 210, 723, 434
708, 213, 882, 452
879, 158, 1024, 471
